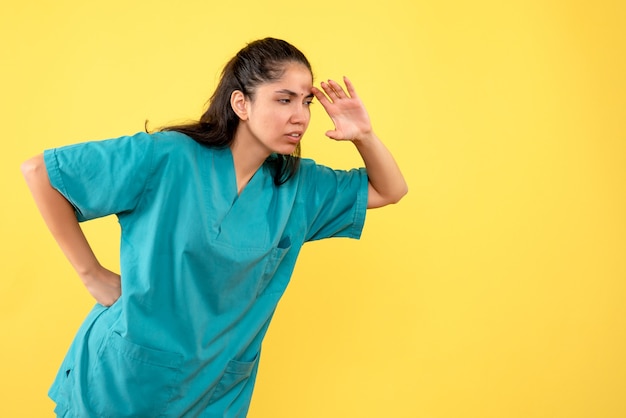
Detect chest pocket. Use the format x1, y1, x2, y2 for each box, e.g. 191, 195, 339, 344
256, 236, 291, 297
201, 235, 290, 314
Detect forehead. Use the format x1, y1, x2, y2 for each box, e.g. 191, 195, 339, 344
261, 63, 313, 92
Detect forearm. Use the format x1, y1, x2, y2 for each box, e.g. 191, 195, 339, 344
353, 132, 408, 209
21, 154, 101, 278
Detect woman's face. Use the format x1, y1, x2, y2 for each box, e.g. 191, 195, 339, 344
236, 63, 314, 156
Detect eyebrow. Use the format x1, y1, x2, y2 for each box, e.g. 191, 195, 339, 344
274, 89, 315, 98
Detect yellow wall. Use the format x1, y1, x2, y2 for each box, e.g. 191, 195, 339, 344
2, 1, 625, 417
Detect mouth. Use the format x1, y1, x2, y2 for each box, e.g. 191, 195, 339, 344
285, 132, 303, 143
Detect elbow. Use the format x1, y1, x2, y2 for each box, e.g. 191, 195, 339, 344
398, 183, 409, 202
386, 177, 409, 204
389, 183, 409, 205
21, 154, 45, 183
368, 182, 408, 209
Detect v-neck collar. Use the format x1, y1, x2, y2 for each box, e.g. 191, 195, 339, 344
202, 146, 273, 250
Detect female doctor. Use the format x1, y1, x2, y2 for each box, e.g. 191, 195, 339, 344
22, 38, 407, 417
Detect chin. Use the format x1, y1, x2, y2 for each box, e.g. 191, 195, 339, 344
274, 144, 299, 156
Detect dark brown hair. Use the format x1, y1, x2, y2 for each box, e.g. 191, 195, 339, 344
160, 38, 312, 185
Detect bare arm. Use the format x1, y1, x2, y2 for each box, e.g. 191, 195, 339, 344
312, 77, 408, 209
352, 131, 408, 208
21, 154, 121, 306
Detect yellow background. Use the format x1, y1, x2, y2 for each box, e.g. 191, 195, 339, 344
2, 0, 625, 417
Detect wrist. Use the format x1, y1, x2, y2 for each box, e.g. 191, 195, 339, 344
76, 260, 103, 284
352, 131, 378, 146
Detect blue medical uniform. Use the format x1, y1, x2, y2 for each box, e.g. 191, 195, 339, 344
44, 131, 368, 417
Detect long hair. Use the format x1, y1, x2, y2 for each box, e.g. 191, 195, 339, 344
160, 38, 312, 185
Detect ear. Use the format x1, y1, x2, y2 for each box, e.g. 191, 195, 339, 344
230, 90, 248, 120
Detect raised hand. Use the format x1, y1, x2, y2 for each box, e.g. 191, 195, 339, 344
312, 77, 373, 142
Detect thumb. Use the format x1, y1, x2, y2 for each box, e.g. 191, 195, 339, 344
325, 130, 340, 139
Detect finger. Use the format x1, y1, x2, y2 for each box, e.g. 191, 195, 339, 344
320, 81, 338, 101
311, 86, 333, 108
343, 76, 358, 99
327, 79, 348, 99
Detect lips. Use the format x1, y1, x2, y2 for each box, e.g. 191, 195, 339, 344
285, 131, 303, 142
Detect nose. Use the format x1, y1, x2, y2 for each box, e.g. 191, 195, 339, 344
290, 103, 309, 125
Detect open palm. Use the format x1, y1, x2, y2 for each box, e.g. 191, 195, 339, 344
312, 77, 373, 141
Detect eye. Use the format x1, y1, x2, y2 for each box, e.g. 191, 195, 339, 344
304, 99, 314, 106
278, 98, 291, 104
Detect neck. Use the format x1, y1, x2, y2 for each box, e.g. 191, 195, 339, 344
229, 136, 270, 195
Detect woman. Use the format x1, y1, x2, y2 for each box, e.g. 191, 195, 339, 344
22, 38, 407, 417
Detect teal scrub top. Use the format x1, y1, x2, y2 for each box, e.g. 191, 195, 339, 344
44, 131, 368, 417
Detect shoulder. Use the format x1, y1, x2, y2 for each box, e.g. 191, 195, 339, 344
136, 130, 208, 161
295, 157, 366, 182
109, 130, 199, 148
289, 157, 367, 202
148, 130, 197, 149
297, 157, 318, 173
295, 157, 335, 178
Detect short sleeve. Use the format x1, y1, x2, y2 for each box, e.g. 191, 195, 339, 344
302, 161, 368, 242
43, 132, 154, 222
